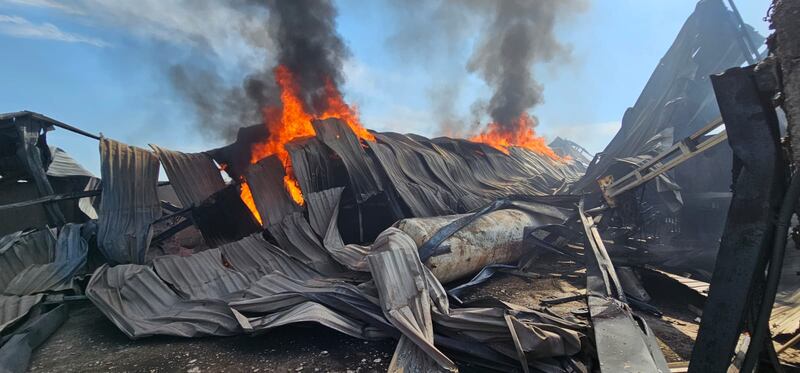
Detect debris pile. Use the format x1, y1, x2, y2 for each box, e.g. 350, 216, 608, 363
1, 0, 799, 372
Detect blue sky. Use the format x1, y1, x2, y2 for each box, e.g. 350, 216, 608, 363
0, 0, 770, 175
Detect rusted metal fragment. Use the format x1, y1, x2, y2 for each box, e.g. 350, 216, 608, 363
150, 145, 225, 207
97, 139, 161, 264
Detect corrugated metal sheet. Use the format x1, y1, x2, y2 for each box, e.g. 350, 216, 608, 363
306, 188, 371, 272
0, 294, 44, 334
86, 264, 240, 339
0, 229, 55, 292
230, 272, 393, 340
245, 156, 300, 228
150, 145, 225, 207
231, 301, 379, 340
312, 118, 382, 203
46, 146, 95, 178
97, 139, 161, 264
286, 137, 337, 196
0, 304, 68, 373
4, 223, 87, 295
15, 116, 65, 226
191, 183, 261, 248
366, 227, 458, 372
368, 139, 455, 217
152, 248, 250, 300
219, 234, 321, 282
268, 212, 344, 276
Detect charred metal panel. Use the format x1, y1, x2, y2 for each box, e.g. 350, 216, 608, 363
368, 139, 454, 217
219, 233, 321, 282
150, 145, 226, 208
0, 229, 55, 293
244, 155, 300, 228
689, 65, 786, 373
205, 123, 269, 181
190, 183, 261, 248
0, 294, 44, 334
573, 0, 764, 194
286, 137, 338, 196
4, 223, 88, 295
229, 272, 394, 340
97, 139, 161, 264
86, 263, 241, 339
152, 248, 251, 300
312, 118, 382, 203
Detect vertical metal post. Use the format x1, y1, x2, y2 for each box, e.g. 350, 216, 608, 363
688, 65, 786, 373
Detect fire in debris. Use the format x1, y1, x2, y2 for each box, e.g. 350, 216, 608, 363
240, 65, 373, 217
470, 113, 561, 160
239, 181, 262, 224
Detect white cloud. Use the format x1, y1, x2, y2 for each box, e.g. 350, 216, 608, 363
1, 0, 84, 14
4, 0, 273, 69
0, 14, 109, 47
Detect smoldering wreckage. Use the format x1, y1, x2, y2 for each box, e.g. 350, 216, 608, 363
1, 1, 800, 372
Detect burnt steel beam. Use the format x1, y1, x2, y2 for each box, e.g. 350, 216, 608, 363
0, 181, 170, 212
688, 65, 786, 373
601, 116, 727, 202
578, 199, 669, 372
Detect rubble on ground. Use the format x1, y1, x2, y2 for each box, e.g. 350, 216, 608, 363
1, 1, 799, 372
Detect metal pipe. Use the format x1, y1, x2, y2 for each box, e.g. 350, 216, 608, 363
397, 209, 546, 283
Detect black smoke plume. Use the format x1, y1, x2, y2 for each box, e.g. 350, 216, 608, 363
387, 0, 585, 134
170, 0, 350, 141
468, 0, 577, 129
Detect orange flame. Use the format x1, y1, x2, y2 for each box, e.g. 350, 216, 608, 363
242, 64, 372, 216
470, 113, 561, 160
239, 181, 262, 225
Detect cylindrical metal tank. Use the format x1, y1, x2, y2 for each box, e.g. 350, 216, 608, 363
395, 209, 543, 283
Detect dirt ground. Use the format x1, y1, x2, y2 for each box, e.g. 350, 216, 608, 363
28, 263, 800, 372
30, 303, 394, 373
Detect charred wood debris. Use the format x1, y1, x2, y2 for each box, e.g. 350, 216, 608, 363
1, 1, 799, 372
